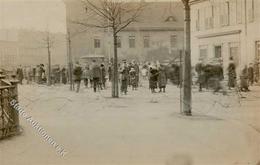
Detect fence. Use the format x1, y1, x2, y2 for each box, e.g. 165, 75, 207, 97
0, 74, 20, 139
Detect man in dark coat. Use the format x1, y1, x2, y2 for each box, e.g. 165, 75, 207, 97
120, 61, 129, 95
61, 67, 67, 84
100, 64, 106, 89
227, 58, 237, 89
158, 65, 167, 92
73, 62, 82, 93
248, 63, 254, 86
16, 65, 24, 84
195, 62, 205, 92
149, 66, 159, 93
91, 60, 101, 92
133, 61, 140, 87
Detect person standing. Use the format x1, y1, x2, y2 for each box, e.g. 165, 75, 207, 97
61, 67, 67, 85
82, 65, 90, 88
248, 63, 254, 86
240, 65, 250, 92
108, 63, 112, 82
100, 64, 106, 90
120, 61, 129, 95
73, 62, 82, 93
149, 66, 159, 93
16, 65, 24, 84
158, 64, 167, 93
227, 58, 237, 89
129, 67, 137, 90
91, 60, 101, 92
195, 61, 205, 92
133, 61, 139, 87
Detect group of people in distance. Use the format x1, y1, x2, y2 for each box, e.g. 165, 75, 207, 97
73, 60, 107, 93
119, 60, 168, 94
195, 57, 259, 94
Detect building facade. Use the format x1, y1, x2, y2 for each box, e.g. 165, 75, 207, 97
190, 0, 260, 75
0, 29, 19, 70
0, 29, 67, 70
63, 0, 184, 63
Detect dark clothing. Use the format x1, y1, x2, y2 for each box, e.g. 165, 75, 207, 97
129, 69, 137, 89
158, 67, 167, 89
100, 66, 106, 89
227, 63, 236, 88
93, 77, 100, 92
16, 68, 24, 84
248, 66, 254, 85
120, 66, 129, 94
240, 67, 249, 92
73, 66, 82, 81
73, 65, 82, 93
61, 68, 67, 84
92, 64, 101, 79
149, 68, 159, 91
108, 66, 112, 82
91, 64, 101, 92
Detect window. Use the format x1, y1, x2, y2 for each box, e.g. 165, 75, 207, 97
215, 45, 222, 58
94, 39, 101, 48
199, 46, 208, 61
205, 6, 214, 29
220, 2, 230, 26
236, 0, 243, 24
170, 35, 177, 48
129, 36, 135, 48
143, 36, 150, 48
195, 9, 200, 31
248, 0, 254, 22
117, 36, 121, 48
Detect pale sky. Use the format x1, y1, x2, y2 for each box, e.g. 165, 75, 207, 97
0, 0, 67, 33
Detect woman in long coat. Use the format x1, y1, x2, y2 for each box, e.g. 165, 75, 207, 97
149, 66, 159, 93
240, 65, 250, 92
158, 65, 167, 92
227, 61, 236, 89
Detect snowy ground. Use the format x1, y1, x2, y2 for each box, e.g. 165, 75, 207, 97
0, 81, 260, 165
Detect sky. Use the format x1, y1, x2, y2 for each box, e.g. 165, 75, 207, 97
0, 0, 180, 33
0, 0, 67, 33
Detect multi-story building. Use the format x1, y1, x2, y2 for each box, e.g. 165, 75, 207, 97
0, 29, 67, 70
0, 29, 19, 70
63, 0, 184, 62
190, 0, 260, 76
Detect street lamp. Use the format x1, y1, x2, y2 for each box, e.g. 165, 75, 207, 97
181, 0, 192, 116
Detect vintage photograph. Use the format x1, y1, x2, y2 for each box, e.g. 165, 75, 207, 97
0, 0, 260, 164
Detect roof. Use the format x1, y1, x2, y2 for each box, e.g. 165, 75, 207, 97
64, 1, 184, 31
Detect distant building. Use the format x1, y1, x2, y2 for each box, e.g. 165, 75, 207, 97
0, 29, 19, 70
190, 0, 260, 76
63, 0, 184, 63
0, 29, 67, 70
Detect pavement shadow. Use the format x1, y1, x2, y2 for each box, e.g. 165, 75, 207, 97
171, 112, 224, 121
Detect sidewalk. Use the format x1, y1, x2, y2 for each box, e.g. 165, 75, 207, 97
0, 83, 259, 165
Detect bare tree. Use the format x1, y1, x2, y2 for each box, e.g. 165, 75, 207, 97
72, 0, 146, 98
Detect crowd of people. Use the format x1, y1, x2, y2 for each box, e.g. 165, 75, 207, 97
195, 57, 260, 94
11, 57, 260, 96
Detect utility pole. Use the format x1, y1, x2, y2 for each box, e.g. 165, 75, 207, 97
181, 0, 192, 116
47, 33, 52, 86
67, 31, 73, 91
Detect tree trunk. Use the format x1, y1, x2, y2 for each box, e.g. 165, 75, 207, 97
182, 1, 192, 116
112, 31, 119, 98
